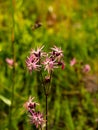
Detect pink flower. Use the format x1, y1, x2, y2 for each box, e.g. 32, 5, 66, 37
70, 58, 76, 66
6, 58, 14, 66
83, 64, 91, 73
24, 97, 45, 128
23, 96, 39, 111
26, 46, 65, 74
30, 46, 45, 58
29, 111, 45, 128
26, 55, 41, 73
43, 57, 58, 73
51, 45, 63, 61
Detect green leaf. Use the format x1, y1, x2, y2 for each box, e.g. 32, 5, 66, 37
0, 95, 11, 106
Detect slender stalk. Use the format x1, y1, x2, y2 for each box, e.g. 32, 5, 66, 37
41, 75, 46, 95
9, 0, 15, 129
40, 126, 42, 130
40, 72, 48, 130
40, 70, 53, 130
45, 94, 48, 130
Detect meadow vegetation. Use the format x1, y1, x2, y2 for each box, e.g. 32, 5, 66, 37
0, 0, 98, 130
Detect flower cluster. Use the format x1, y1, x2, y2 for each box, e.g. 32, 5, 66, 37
70, 58, 91, 73
24, 96, 45, 129
26, 45, 65, 74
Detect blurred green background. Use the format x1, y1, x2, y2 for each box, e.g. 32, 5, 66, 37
0, 0, 98, 130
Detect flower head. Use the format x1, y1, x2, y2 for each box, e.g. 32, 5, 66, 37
23, 96, 39, 111
26, 45, 65, 74
6, 58, 14, 66
30, 46, 45, 58
26, 55, 41, 73
70, 58, 76, 66
29, 111, 45, 128
24, 96, 45, 129
43, 57, 58, 73
83, 64, 91, 73
51, 45, 63, 61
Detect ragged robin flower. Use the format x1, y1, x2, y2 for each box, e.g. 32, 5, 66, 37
23, 96, 39, 111
83, 64, 91, 73
6, 58, 14, 66
23, 97, 45, 129
51, 45, 63, 61
43, 57, 58, 73
30, 46, 46, 59
29, 111, 45, 128
70, 58, 76, 66
26, 55, 41, 73
26, 45, 65, 74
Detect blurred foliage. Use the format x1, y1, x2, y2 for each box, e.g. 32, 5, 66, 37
0, 0, 98, 130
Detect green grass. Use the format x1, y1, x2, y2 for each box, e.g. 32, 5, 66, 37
0, 0, 98, 130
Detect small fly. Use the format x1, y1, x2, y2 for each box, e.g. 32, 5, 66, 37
31, 21, 42, 30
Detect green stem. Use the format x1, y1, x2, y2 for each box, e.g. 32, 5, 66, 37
45, 94, 48, 130
9, 0, 15, 129
40, 71, 53, 130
